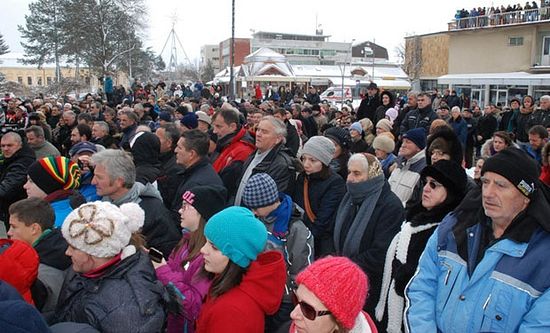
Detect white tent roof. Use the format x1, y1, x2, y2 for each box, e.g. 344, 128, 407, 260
241, 48, 294, 77
438, 72, 550, 85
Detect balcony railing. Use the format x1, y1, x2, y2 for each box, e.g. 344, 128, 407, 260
448, 7, 550, 30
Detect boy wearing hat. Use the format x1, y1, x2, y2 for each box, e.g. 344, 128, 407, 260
24, 156, 85, 227
242, 173, 314, 331
406, 148, 550, 332
388, 128, 427, 206
52, 202, 166, 333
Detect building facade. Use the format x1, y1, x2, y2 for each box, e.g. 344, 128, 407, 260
250, 31, 351, 66
219, 38, 251, 70
405, 9, 550, 106
200, 44, 220, 73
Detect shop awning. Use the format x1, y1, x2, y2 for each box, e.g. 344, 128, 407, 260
438, 72, 550, 86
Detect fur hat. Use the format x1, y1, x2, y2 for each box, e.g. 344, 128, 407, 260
204, 206, 267, 268
296, 256, 368, 329
27, 156, 81, 194
421, 160, 467, 199
373, 135, 395, 154
426, 127, 463, 165
376, 119, 393, 133
302, 136, 336, 166
61, 202, 144, 258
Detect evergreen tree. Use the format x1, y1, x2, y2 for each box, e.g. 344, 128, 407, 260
18, 0, 63, 81
201, 60, 216, 83
0, 32, 9, 56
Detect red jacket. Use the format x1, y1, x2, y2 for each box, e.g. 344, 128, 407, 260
541, 165, 550, 187
212, 127, 255, 173
196, 251, 286, 333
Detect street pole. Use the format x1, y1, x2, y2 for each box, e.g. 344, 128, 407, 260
341, 39, 355, 109
229, 0, 236, 100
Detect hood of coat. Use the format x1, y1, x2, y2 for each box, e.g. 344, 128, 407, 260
34, 228, 72, 270
237, 251, 286, 315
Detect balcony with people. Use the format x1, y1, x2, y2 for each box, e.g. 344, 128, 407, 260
449, 2, 550, 30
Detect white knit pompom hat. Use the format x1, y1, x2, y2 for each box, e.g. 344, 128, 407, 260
62, 201, 144, 258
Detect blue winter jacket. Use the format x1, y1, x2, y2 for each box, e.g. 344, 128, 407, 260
405, 209, 550, 333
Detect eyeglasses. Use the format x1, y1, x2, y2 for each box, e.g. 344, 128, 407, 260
426, 179, 443, 190
292, 292, 332, 321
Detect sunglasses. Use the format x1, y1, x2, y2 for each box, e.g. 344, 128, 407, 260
426, 179, 443, 190
292, 292, 332, 321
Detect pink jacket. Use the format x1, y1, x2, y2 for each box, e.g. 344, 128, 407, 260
156, 238, 212, 333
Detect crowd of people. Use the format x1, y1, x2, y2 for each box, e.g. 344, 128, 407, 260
453, 1, 550, 29
0, 79, 550, 333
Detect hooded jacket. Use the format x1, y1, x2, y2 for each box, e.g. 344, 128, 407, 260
196, 251, 286, 333
373, 91, 395, 126
0, 239, 39, 305
405, 186, 550, 332
131, 132, 161, 185
53, 251, 166, 333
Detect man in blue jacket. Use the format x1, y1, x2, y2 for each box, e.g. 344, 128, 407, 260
405, 147, 550, 332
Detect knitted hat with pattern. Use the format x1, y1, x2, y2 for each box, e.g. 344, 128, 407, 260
242, 173, 279, 209
296, 256, 368, 329
62, 201, 144, 258
27, 156, 81, 194
204, 206, 267, 268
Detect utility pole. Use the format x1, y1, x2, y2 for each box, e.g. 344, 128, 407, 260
229, 0, 236, 100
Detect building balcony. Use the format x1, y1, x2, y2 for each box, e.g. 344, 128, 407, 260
448, 7, 550, 31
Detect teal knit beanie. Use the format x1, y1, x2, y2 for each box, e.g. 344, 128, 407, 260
204, 206, 267, 268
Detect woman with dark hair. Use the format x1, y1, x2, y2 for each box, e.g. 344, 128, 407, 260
196, 207, 286, 332
376, 160, 467, 332
374, 91, 395, 125
324, 126, 352, 180
294, 136, 346, 258
513, 95, 535, 148
481, 131, 513, 158
155, 185, 227, 333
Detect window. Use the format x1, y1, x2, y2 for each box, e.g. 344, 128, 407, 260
17, 77, 23, 84
37, 77, 42, 86
47, 77, 52, 85
509, 37, 524, 46
27, 77, 32, 86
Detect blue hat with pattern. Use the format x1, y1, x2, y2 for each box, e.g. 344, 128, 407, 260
204, 206, 267, 268
242, 173, 279, 209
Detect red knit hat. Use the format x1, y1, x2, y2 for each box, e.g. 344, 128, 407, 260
0, 239, 39, 304
296, 256, 368, 329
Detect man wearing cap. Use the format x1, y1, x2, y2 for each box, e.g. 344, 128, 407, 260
388, 128, 427, 206
25, 126, 60, 159
356, 83, 381, 122
406, 147, 550, 332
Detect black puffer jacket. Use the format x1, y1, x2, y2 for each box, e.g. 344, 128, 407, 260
157, 151, 185, 210
0, 144, 35, 225
53, 251, 166, 333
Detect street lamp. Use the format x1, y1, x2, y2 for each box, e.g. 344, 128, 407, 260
340, 39, 355, 109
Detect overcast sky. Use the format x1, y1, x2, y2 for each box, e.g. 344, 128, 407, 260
2, 0, 506, 65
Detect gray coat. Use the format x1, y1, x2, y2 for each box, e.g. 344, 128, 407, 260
53, 251, 166, 333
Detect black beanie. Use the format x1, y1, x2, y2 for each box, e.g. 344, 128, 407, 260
481, 147, 540, 198
422, 160, 467, 197
324, 126, 351, 150
181, 185, 227, 221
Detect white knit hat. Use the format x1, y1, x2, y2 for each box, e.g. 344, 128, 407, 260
302, 136, 336, 166
61, 201, 144, 258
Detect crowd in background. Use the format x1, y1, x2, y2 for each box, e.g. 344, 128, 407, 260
453, 1, 550, 28
1, 79, 550, 332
